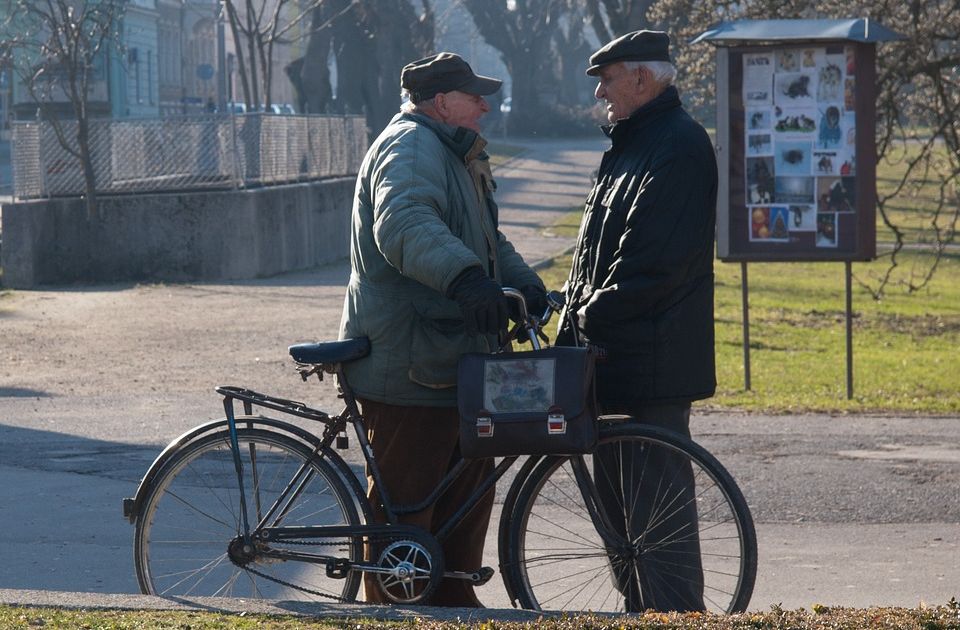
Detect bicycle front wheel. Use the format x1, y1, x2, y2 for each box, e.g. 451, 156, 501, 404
134, 428, 363, 600
503, 422, 756, 614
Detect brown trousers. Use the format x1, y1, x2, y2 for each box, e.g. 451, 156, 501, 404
359, 398, 495, 607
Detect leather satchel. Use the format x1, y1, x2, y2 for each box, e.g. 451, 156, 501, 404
457, 347, 598, 459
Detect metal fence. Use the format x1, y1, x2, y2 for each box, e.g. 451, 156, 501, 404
11, 113, 368, 199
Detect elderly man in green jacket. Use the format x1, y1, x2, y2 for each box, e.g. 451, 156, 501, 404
339, 52, 546, 607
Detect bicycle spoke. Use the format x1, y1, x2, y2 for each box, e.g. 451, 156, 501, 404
136, 429, 362, 601
510, 427, 755, 614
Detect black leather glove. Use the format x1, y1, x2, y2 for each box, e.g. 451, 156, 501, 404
520, 284, 549, 320
447, 266, 509, 337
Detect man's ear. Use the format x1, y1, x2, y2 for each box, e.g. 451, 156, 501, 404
433, 92, 448, 116
635, 65, 647, 88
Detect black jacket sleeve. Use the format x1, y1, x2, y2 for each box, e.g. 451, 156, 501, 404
578, 150, 716, 344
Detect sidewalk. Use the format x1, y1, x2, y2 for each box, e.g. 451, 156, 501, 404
490, 136, 606, 267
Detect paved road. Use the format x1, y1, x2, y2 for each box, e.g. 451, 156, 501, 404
1, 136, 958, 616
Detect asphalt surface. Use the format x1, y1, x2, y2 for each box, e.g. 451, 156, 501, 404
1, 136, 958, 620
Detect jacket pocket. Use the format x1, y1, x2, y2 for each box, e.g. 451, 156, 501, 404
653, 274, 716, 399
408, 298, 489, 389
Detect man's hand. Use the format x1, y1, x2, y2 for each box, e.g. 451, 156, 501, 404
520, 284, 549, 320
448, 266, 509, 336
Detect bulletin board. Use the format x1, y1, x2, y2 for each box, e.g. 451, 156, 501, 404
715, 42, 877, 261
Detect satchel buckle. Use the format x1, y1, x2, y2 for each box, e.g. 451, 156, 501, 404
476, 415, 494, 438
547, 411, 566, 435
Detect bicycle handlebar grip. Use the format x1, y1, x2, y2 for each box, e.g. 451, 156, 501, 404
546, 290, 565, 313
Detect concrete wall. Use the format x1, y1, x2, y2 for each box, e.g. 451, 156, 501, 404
1, 178, 355, 288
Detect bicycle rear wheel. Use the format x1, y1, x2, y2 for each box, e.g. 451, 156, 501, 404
134, 428, 362, 600
503, 422, 756, 614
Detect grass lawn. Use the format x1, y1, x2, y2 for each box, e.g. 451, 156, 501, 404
536, 249, 960, 415
2, 603, 959, 629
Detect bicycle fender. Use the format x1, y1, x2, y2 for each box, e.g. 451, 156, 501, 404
121, 415, 354, 524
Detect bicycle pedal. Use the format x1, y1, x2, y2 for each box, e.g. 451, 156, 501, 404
325, 558, 351, 579
443, 566, 495, 585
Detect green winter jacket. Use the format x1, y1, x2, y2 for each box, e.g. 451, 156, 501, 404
338, 111, 543, 406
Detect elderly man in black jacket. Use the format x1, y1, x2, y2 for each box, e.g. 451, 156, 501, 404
557, 30, 717, 612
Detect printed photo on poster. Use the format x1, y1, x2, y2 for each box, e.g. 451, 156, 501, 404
813, 151, 839, 175
747, 133, 773, 156
774, 140, 813, 176
838, 154, 855, 176
817, 176, 856, 213
800, 48, 821, 69
775, 73, 817, 108
844, 112, 856, 149
816, 213, 838, 247
749, 206, 790, 242
743, 53, 774, 107
746, 157, 775, 204
776, 49, 800, 72
844, 77, 855, 110
746, 108, 771, 130
817, 61, 844, 102
775, 176, 815, 204
773, 107, 816, 133
817, 105, 843, 149
789, 204, 817, 231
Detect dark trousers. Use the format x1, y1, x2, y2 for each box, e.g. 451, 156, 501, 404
359, 398, 495, 607
594, 402, 705, 612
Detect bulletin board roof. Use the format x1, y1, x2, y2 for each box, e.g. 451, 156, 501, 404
692, 19, 905, 45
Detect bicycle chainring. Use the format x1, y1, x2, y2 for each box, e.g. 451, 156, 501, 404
376, 539, 443, 604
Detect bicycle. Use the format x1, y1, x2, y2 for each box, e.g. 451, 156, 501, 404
122, 289, 757, 613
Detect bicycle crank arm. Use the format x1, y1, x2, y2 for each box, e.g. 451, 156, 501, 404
444, 567, 495, 585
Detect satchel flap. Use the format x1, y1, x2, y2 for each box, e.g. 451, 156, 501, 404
457, 347, 594, 422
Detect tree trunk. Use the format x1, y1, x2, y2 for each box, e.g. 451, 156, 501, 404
225, 1, 253, 107
298, 4, 335, 113
76, 115, 98, 219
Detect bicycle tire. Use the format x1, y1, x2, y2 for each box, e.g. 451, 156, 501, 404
134, 428, 364, 600
502, 422, 756, 614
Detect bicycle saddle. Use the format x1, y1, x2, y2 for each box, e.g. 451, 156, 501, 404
288, 338, 370, 364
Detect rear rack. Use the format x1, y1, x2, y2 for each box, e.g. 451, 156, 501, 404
216, 386, 331, 423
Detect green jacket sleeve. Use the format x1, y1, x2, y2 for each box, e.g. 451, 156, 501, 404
496, 230, 544, 291
369, 128, 482, 295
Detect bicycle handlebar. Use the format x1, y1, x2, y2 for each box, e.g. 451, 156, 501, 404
501, 287, 565, 350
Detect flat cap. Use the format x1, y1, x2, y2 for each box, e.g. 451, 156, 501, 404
401, 52, 502, 102
586, 30, 671, 76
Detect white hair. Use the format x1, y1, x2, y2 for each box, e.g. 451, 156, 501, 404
400, 87, 434, 113
623, 60, 677, 87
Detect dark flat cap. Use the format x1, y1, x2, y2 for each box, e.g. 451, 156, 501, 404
401, 52, 502, 102
586, 30, 671, 76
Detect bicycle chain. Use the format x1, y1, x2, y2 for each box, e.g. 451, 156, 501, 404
228, 532, 413, 602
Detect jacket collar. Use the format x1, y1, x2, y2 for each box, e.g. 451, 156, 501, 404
398, 111, 487, 161
601, 85, 681, 143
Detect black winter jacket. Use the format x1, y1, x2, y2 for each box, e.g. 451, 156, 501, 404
557, 86, 717, 404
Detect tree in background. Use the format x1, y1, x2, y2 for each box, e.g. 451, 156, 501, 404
292, 0, 434, 136
583, 0, 655, 43
461, 0, 566, 135
222, 0, 323, 111
553, 0, 594, 107
2, 0, 126, 218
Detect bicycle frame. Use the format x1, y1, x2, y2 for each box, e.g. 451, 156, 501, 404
205, 287, 624, 584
